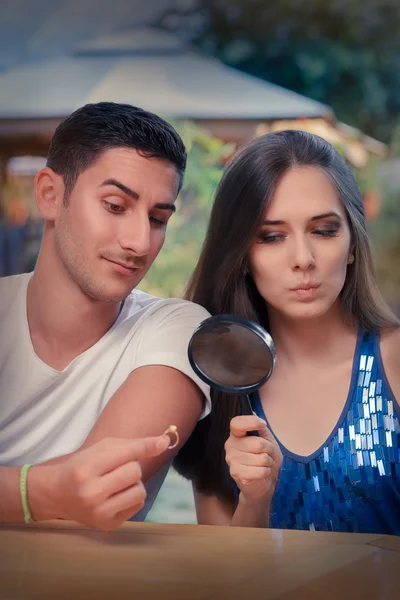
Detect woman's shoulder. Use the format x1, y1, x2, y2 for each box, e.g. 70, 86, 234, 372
380, 325, 400, 354
380, 326, 400, 406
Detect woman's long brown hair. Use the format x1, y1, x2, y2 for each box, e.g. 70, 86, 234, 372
174, 130, 399, 508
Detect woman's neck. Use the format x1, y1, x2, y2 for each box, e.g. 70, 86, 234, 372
267, 303, 357, 367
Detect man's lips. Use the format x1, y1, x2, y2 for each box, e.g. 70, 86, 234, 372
103, 258, 141, 273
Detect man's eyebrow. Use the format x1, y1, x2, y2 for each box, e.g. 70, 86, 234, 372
100, 178, 176, 212
155, 203, 176, 213
262, 212, 342, 226
100, 178, 139, 200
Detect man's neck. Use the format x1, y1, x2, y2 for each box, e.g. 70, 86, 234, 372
27, 254, 123, 371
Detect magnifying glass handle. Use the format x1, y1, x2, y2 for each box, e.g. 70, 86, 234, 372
239, 394, 260, 437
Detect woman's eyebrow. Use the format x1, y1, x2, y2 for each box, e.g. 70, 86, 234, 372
262, 211, 342, 226
310, 211, 342, 221
262, 219, 286, 226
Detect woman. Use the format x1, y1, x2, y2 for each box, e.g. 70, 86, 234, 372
174, 130, 400, 534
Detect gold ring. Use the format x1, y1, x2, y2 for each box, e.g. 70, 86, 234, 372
163, 425, 179, 449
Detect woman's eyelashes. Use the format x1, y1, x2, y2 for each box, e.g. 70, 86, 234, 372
256, 232, 285, 244
312, 222, 341, 237
256, 223, 341, 244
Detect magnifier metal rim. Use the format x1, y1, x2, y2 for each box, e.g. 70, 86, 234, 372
188, 313, 276, 395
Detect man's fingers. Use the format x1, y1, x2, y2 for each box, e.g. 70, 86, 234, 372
101, 481, 147, 519
131, 434, 171, 460
83, 434, 171, 475
93, 482, 147, 529
100, 460, 142, 496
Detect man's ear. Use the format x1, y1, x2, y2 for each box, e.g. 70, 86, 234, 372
34, 167, 65, 221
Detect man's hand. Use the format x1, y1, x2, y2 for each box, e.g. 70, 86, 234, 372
30, 435, 171, 531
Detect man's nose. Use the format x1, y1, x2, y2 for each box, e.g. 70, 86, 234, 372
119, 213, 151, 257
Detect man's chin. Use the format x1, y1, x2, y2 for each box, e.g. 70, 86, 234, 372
85, 279, 142, 303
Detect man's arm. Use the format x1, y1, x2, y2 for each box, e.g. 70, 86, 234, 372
0, 361, 204, 528
72, 300, 209, 481
0, 435, 172, 529
0, 467, 34, 523
0, 301, 209, 529
77, 364, 204, 480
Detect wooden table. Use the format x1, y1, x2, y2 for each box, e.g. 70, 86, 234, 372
1, 520, 400, 599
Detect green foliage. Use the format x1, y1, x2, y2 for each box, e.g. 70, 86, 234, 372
140, 120, 235, 298
369, 189, 400, 310
158, 0, 400, 143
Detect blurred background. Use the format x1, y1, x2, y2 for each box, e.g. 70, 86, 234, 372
1, 0, 399, 523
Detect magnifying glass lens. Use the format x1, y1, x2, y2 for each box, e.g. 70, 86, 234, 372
190, 322, 273, 388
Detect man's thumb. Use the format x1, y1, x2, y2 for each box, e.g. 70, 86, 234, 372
132, 434, 171, 460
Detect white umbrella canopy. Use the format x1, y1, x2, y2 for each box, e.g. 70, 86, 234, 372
0, 0, 179, 70
0, 27, 330, 121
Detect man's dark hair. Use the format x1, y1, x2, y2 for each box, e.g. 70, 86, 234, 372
46, 102, 187, 202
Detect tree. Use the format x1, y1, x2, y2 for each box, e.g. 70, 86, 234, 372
157, 0, 400, 144
369, 188, 400, 313
140, 120, 234, 298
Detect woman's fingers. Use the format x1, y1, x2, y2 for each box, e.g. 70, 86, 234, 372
229, 465, 272, 485
226, 450, 274, 469
225, 432, 276, 456
225, 415, 283, 501
230, 415, 266, 437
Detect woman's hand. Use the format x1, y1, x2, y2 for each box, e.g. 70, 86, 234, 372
225, 415, 282, 504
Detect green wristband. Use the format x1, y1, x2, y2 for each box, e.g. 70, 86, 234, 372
20, 464, 34, 524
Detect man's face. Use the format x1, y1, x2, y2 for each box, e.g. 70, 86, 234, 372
53, 147, 180, 302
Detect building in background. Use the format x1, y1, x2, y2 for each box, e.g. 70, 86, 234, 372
0, 2, 387, 273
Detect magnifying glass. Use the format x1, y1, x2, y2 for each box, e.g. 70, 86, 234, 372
188, 314, 276, 436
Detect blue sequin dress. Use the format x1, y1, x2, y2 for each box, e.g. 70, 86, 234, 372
252, 330, 400, 535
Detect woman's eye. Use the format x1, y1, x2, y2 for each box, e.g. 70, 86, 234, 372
257, 233, 285, 244
104, 201, 125, 214
314, 228, 339, 237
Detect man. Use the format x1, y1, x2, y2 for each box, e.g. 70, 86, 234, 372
0, 102, 210, 531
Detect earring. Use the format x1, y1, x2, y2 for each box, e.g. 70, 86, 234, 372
347, 253, 355, 264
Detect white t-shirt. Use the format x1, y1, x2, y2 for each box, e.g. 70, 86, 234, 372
0, 273, 211, 520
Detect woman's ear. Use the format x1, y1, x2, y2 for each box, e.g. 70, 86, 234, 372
34, 167, 65, 221
347, 239, 356, 265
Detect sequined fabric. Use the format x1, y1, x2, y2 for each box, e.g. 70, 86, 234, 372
252, 331, 400, 535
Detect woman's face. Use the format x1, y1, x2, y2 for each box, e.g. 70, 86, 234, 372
248, 166, 352, 322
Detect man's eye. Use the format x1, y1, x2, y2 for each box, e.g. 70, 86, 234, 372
150, 216, 166, 227
104, 201, 125, 213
